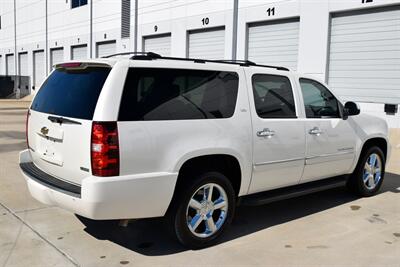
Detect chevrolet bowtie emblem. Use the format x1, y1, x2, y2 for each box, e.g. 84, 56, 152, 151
41, 127, 49, 135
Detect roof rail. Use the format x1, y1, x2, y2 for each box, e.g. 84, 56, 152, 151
102, 52, 162, 59
125, 51, 290, 71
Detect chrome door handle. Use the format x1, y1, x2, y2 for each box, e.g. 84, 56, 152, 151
257, 128, 275, 138
309, 127, 323, 136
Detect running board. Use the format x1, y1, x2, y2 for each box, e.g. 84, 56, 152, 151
239, 175, 348, 206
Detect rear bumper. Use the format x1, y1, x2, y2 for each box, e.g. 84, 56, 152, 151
19, 149, 178, 220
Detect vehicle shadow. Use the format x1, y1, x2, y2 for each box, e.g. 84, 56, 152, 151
80, 172, 400, 256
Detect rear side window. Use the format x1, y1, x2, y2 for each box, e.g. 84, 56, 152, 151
252, 74, 296, 119
31, 67, 111, 120
118, 68, 239, 121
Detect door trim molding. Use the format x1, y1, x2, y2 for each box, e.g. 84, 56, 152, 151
254, 157, 304, 167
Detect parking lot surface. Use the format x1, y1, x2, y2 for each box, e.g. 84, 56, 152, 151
0, 101, 399, 267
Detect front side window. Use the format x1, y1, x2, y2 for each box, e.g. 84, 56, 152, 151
71, 0, 87, 9
252, 74, 296, 119
299, 78, 340, 118
119, 68, 239, 121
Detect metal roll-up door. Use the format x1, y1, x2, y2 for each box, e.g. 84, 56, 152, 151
188, 27, 225, 59
143, 34, 171, 56
50, 48, 64, 69
247, 19, 300, 71
71, 45, 88, 60
96, 41, 116, 58
328, 7, 400, 104
18, 53, 28, 77
6, 54, 15, 75
33, 50, 45, 89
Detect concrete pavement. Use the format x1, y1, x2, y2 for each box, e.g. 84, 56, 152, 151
0, 101, 399, 267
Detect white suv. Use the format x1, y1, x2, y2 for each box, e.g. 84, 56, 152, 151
19, 52, 389, 248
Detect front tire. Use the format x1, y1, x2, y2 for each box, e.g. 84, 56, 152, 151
171, 171, 235, 249
347, 146, 385, 197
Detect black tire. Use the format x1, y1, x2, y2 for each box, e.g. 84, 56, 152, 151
347, 146, 386, 197
169, 171, 236, 249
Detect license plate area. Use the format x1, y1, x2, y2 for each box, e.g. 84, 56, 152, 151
36, 127, 64, 166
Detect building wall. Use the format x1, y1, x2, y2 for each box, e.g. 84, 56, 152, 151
0, 0, 399, 127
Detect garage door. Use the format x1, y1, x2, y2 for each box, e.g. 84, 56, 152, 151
6, 54, 15, 75
143, 34, 171, 56
50, 48, 64, 68
71, 45, 88, 60
328, 7, 400, 104
33, 51, 45, 89
96, 41, 116, 58
18, 53, 28, 77
247, 19, 300, 71
188, 28, 225, 59
0, 56, 3, 75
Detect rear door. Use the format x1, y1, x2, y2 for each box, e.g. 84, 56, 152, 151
28, 63, 112, 185
247, 70, 306, 194
298, 78, 357, 182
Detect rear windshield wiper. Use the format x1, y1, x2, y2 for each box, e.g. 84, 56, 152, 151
48, 116, 82, 125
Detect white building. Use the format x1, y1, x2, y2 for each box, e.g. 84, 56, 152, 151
0, 0, 399, 127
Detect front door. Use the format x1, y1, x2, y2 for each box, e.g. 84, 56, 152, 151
298, 78, 357, 182
247, 72, 306, 194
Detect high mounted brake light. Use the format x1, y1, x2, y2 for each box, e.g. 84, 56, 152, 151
91, 121, 120, 177
59, 62, 83, 68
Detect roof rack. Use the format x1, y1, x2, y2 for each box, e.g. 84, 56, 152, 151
105, 51, 289, 71
102, 52, 162, 59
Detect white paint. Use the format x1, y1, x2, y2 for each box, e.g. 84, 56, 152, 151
247, 19, 300, 70
33, 51, 45, 89
71, 45, 88, 60
50, 48, 64, 69
0, 0, 399, 127
96, 41, 117, 58
143, 34, 171, 56
18, 52, 28, 76
6, 54, 15, 75
21, 57, 389, 220
188, 28, 225, 59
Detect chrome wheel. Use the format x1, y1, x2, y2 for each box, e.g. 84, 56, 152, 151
186, 183, 228, 238
363, 153, 382, 190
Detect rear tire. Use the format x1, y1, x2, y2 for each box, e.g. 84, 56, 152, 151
347, 146, 385, 197
169, 171, 235, 249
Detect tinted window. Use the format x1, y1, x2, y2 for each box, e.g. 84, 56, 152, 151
31, 67, 111, 120
299, 78, 340, 118
252, 74, 296, 118
118, 68, 239, 121
72, 0, 87, 8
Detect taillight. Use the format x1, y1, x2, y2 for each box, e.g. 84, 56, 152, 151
91, 121, 119, 177
26, 109, 30, 149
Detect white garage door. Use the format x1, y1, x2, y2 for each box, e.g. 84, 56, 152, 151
247, 19, 300, 71
18, 53, 28, 77
188, 28, 225, 60
143, 34, 171, 56
328, 8, 400, 104
6, 54, 15, 75
96, 41, 116, 58
33, 51, 45, 89
0, 56, 3, 75
50, 48, 64, 68
71, 45, 88, 60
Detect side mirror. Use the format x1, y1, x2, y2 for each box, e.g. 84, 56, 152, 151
344, 101, 360, 118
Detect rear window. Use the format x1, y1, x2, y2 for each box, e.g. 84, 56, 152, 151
118, 68, 239, 121
31, 67, 111, 120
